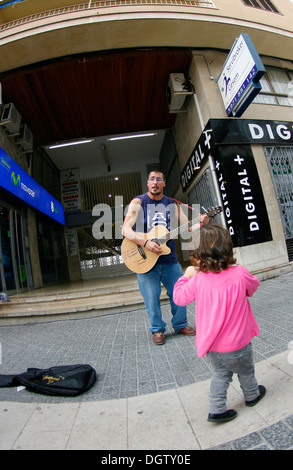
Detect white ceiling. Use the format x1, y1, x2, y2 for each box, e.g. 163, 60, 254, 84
44, 129, 166, 172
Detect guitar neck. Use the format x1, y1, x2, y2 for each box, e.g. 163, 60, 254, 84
162, 215, 201, 242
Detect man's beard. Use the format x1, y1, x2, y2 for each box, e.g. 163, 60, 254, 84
150, 186, 162, 196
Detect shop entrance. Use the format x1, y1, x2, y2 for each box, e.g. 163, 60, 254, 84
0, 203, 32, 294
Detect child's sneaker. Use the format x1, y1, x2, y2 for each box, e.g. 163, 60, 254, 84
245, 385, 266, 407
208, 409, 237, 423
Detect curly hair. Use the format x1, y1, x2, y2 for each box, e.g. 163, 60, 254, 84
191, 224, 237, 273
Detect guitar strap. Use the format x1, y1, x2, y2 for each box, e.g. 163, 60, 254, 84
169, 197, 207, 228
169, 197, 194, 211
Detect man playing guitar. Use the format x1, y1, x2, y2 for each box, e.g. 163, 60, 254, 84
122, 169, 209, 345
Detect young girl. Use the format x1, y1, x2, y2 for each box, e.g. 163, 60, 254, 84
173, 224, 266, 423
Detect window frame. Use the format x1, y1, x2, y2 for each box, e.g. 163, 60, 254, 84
241, 0, 279, 13
253, 66, 293, 107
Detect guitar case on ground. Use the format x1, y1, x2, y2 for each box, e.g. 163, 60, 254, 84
0, 364, 97, 396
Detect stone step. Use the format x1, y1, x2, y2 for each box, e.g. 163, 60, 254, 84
0, 277, 168, 325
4, 283, 141, 304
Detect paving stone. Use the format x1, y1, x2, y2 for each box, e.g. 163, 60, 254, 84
1, 271, 293, 449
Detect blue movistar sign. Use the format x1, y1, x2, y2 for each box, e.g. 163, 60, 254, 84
0, 147, 65, 225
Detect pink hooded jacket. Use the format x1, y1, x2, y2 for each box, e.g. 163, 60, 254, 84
173, 265, 260, 357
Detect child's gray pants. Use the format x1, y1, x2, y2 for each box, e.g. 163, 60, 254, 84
207, 343, 259, 414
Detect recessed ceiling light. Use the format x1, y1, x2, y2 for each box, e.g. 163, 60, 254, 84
108, 132, 157, 142
47, 138, 94, 149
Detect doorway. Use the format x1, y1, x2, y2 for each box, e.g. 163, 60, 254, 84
0, 203, 32, 294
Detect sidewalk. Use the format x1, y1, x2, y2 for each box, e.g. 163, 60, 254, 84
0, 271, 293, 450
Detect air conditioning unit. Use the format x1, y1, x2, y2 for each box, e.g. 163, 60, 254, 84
166, 73, 193, 112
0, 103, 21, 134
16, 124, 33, 151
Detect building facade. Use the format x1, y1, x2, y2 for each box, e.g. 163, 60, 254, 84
0, 0, 292, 293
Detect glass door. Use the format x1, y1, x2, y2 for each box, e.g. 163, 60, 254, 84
12, 211, 28, 290
0, 204, 31, 293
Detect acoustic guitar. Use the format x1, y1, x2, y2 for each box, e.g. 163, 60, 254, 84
121, 206, 222, 273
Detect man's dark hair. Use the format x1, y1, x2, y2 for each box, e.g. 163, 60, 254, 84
147, 169, 166, 181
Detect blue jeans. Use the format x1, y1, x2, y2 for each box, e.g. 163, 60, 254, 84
207, 343, 259, 414
137, 262, 187, 333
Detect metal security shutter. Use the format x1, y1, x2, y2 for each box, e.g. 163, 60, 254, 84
80, 172, 141, 211
264, 146, 293, 260
77, 225, 129, 279
77, 172, 142, 278
187, 168, 222, 224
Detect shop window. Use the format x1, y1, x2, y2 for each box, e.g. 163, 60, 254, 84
241, 0, 279, 12
253, 66, 293, 106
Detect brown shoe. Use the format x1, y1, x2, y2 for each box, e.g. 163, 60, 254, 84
177, 325, 196, 336
153, 332, 165, 345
